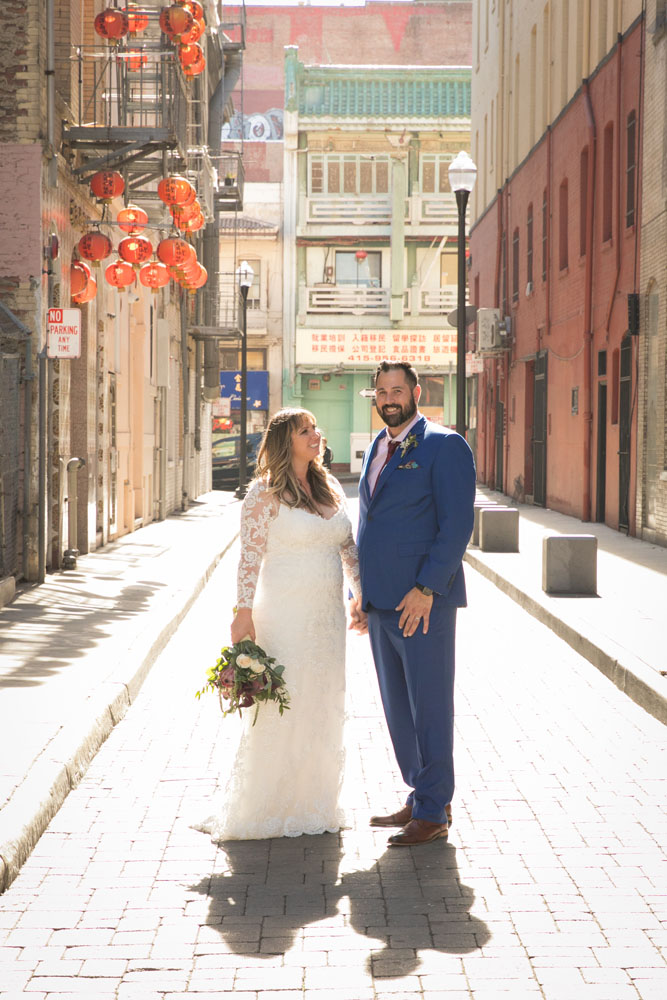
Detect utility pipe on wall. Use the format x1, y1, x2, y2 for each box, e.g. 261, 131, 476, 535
46, 0, 57, 188
582, 81, 597, 523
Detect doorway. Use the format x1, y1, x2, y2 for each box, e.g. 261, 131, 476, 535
596, 382, 607, 522
495, 400, 504, 492
618, 336, 632, 531
533, 350, 547, 506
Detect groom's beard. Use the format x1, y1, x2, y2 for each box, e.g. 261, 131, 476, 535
376, 394, 417, 428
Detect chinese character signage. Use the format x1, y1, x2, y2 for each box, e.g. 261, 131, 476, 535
295, 330, 457, 367
219, 370, 269, 410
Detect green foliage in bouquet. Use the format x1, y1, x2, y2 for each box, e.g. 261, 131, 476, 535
196, 638, 290, 725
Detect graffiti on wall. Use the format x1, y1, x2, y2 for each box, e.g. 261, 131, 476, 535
221, 109, 284, 142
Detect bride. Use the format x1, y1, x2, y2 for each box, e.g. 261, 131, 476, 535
196, 408, 362, 841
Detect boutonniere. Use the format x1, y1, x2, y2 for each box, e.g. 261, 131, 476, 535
399, 433, 418, 458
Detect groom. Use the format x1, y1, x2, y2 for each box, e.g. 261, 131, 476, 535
355, 361, 475, 846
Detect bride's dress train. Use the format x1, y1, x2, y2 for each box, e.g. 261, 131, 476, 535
195, 482, 359, 840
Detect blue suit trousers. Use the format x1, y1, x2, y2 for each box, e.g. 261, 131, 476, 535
367, 598, 457, 825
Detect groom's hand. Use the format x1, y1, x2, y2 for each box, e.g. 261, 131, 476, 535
396, 588, 433, 637
348, 597, 368, 634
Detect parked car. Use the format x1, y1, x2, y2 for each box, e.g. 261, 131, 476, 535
212, 430, 263, 491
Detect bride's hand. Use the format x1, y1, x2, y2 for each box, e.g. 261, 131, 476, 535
231, 607, 255, 644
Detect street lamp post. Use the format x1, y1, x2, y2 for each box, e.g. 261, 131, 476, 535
448, 151, 477, 438
235, 260, 254, 499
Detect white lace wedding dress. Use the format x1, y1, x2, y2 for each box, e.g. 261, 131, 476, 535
196, 479, 361, 840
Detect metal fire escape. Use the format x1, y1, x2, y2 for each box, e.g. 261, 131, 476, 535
61, 0, 247, 336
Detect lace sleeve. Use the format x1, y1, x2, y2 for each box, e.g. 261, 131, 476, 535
329, 476, 362, 600
236, 481, 280, 610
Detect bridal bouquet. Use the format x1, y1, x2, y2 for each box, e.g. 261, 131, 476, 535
196, 638, 290, 725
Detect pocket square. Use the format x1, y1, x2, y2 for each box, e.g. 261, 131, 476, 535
397, 461, 420, 469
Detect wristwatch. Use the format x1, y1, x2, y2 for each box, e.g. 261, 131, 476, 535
415, 583, 434, 597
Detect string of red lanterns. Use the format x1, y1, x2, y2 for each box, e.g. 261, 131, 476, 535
72, 168, 211, 304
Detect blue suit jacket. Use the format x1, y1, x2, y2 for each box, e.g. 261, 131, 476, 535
357, 416, 476, 611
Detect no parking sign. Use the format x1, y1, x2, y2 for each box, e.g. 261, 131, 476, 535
47, 308, 81, 359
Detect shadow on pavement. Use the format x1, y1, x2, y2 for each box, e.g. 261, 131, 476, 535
190, 833, 490, 975
0, 579, 162, 688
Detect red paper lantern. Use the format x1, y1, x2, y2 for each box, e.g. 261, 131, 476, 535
156, 236, 191, 267
181, 17, 205, 45
90, 170, 124, 203
170, 200, 200, 228
183, 49, 205, 77
105, 259, 136, 289
94, 8, 129, 41
182, 0, 204, 20
159, 4, 193, 40
178, 42, 203, 68
125, 4, 149, 34
70, 260, 92, 296
72, 275, 97, 304
118, 235, 153, 266
117, 204, 148, 234
127, 48, 148, 72
157, 175, 194, 208
139, 260, 171, 292
180, 210, 205, 233
355, 249, 368, 261
184, 263, 208, 291
78, 231, 113, 264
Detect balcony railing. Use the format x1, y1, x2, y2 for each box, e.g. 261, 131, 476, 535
301, 284, 458, 316
303, 193, 464, 228
417, 286, 458, 314
306, 286, 389, 314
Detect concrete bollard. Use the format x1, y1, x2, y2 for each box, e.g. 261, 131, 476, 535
0, 576, 16, 608
479, 507, 519, 552
471, 502, 503, 546
542, 534, 598, 595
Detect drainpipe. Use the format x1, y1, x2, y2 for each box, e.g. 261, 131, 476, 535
181, 292, 189, 510
45, 0, 57, 188
604, 36, 624, 335
488, 193, 503, 487
582, 82, 597, 522
62, 458, 85, 569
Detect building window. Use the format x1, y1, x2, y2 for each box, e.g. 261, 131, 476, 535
603, 123, 614, 242
580, 146, 589, 256
527, 204, 534, 286
512, 228, 520, 302
237, 258, 261, 309
626, 110, 636, 228
309, 154, 390, 196
335, 250, 381, 287
420, 154, 452, 194
542, 188, 548, 282
221, 348, 267, 369
559, 180, 568, 271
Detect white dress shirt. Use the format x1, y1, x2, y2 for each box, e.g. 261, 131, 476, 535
367, 412, 422, 496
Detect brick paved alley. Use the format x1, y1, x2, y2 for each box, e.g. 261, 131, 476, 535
1, 539, 666, 1000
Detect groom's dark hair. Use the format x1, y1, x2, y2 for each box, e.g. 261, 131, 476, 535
374, 360, 419, 390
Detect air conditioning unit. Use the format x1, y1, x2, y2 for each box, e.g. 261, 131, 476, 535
477, 308, 503, 352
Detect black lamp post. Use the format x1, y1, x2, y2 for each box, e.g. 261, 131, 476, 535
448, 151, 477, 438
235, 260, 254, 499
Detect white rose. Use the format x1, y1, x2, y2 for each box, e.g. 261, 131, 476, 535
236, 654, 252, 668
248, 658, 264, 674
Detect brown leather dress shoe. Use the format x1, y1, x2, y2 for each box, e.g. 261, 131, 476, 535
369, 803, 412, 827
387, 818, 449, 846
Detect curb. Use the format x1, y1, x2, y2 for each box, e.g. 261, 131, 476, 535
465, 549, 667, 728
0, 530, 239, 895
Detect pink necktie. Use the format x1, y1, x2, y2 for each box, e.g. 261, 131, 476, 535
372, 439, 399, 495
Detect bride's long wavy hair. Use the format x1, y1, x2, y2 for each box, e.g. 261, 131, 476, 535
254, 408, 340, 514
